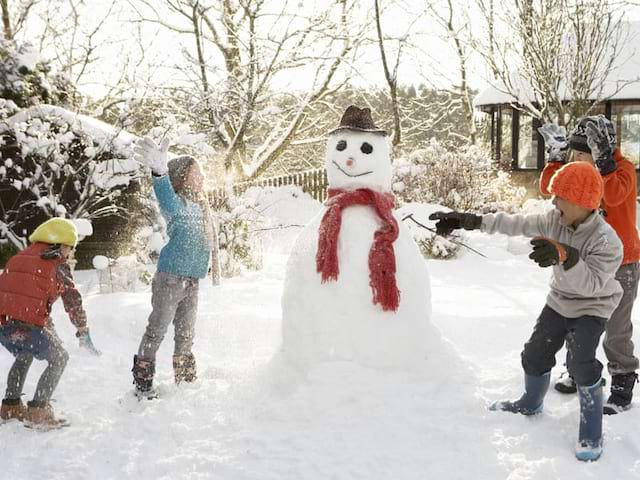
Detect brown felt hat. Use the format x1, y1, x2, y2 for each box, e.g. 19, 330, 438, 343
328, 105, 388, 136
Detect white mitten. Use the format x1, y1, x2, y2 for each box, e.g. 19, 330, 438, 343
133, 137, 170, 176
537, 123, 568, 163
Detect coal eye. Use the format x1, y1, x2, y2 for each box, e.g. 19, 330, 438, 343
360, 142, 373, 154
336, 140, 347, 151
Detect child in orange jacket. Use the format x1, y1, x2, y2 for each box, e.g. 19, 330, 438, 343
539, 116, 640, 413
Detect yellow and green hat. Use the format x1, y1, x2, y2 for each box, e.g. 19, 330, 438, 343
29, 218, 78, 247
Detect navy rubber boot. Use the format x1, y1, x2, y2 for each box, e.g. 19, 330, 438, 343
490, 372, 550, 415
575, 379, 604, 462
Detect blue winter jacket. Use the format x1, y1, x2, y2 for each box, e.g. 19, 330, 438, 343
153, 175, 211, 279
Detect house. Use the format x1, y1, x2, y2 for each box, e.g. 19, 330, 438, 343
473, 23, 640, 194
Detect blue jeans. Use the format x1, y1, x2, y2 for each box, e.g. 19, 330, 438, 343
0, 320, 68, 403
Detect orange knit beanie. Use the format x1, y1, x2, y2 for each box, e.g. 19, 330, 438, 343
549, 162, 603, 210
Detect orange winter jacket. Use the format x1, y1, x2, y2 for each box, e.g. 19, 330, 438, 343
540, 149, 640, 265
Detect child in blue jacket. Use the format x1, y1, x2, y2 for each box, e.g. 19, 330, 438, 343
132, 137, 220, 398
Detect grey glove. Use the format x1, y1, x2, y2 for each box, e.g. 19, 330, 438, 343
133, 136, 170, 176
537, 123, 568, 163
585, 117, 616, 175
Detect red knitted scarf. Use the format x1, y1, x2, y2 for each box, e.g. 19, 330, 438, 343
316, 188, 400, 312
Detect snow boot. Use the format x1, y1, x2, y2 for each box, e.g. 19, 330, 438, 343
173, 353, 197, 384
554, 372, 577, 394
24, 401, 68, 430
132, 355, 156, 399
575, 380, 604, 461
0, 398, 28, 422
603, 372, 637, 415
490, 372, 550, 415
555, 372, 605, 394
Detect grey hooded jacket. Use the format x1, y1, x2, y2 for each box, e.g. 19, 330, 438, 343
481, 209, 623, 319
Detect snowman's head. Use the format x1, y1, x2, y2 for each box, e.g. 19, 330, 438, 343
325, 129, 392, 192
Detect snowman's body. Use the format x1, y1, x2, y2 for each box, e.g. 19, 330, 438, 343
281, 126, 439, 369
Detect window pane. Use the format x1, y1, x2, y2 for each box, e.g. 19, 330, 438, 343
612, 104, 640, 168
518, 114, 538, 169
500, 107, 512, 163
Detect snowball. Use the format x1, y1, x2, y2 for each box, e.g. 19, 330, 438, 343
4, 158, 13, 168
71, 218, 93, 237
149, 232, 165, 253
92, 255, 110, 270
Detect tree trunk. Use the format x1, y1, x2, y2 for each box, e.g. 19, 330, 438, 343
1, 0, 12, 39
374, 0, 401, 147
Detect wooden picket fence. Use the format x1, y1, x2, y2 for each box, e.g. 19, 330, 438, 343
209, 168, 328, 206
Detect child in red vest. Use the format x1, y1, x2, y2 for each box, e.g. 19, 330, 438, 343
0, 218, 100, 429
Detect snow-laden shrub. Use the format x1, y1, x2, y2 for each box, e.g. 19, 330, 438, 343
398, 203, 463, 260
214, 190, 264, 277
0, 40, 73, 109
415, 234, 461, 260
0, 105, 141, 249
393, 140, 526, 213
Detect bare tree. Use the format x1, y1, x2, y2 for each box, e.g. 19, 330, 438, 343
0, 0, 41, 40
130, 0, 368, 181
425, 0, 477, 144
474, 0, 630, 125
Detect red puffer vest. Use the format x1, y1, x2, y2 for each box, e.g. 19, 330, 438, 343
0, 243, 62, 327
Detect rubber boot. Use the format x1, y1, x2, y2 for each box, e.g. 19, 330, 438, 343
25, 401, 68, 429
132, 355, 156, 399
603, 372, 637, 415
173, 353, 197, 384
0, 398, 28, 422
575, 379, 604, 462
490, 372, 550, 415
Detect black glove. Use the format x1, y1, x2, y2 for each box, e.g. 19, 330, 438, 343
428, 211, 482, 236
585, 117, 616, 175
529, 237, 579, 270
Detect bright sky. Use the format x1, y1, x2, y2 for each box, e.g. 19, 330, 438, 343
16, 0, 640, 99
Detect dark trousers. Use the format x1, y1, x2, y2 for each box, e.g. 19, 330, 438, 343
522, 305, 606, 386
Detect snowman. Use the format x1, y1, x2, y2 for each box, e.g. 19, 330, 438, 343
281, 106, 441, 369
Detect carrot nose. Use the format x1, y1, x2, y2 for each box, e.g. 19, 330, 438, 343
346, 158, 354, 167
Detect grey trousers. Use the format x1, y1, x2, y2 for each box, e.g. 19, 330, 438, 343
137, 271, 199, 362
604, 262, 640, 375
4, 324, 69, 404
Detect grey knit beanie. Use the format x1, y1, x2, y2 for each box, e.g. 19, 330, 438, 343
168, 156, 197, 194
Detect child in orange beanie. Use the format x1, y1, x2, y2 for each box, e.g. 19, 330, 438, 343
539, 117, 640, 414
430, 162, 623, 462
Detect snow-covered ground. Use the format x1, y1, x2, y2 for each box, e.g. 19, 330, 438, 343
2, 198, 640, 479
